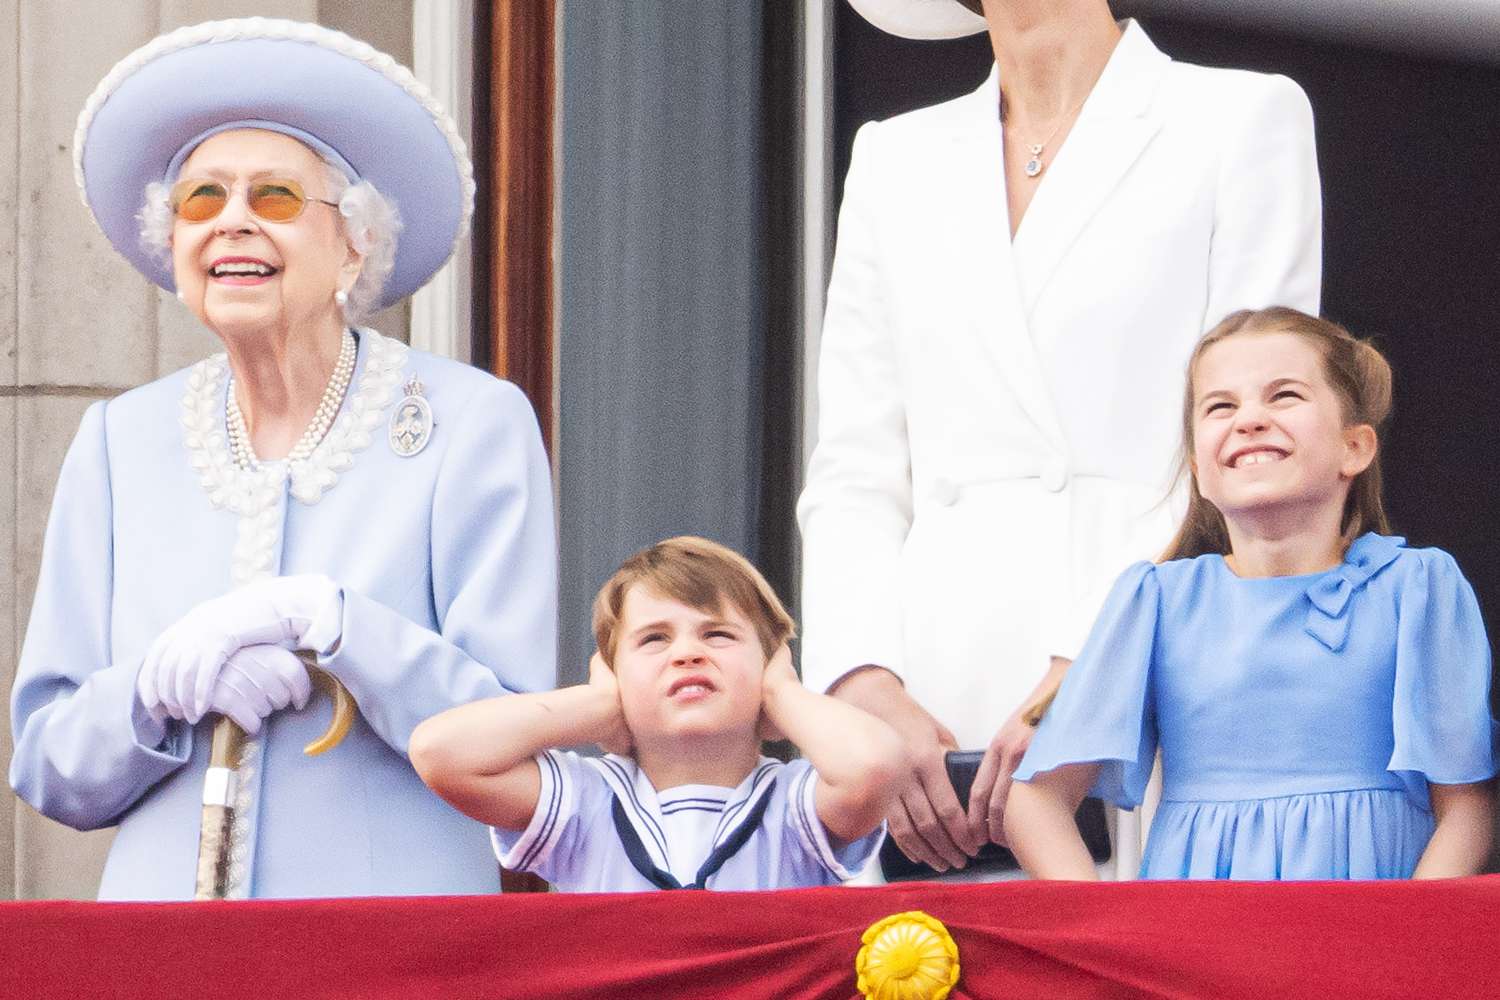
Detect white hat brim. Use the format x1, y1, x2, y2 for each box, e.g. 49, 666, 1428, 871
845, 0, 989, 40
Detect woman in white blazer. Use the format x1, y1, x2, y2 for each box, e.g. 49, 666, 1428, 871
799, 0, 1321, 877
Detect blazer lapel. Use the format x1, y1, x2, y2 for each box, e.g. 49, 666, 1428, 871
1011, 20, 1170, 315
944, 69, 1068, 450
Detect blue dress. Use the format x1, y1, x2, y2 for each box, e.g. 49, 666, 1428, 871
1013, 533, 1496, 879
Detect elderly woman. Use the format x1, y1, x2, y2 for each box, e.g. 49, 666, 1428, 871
8, 20, 556, 899
800, 0, 1321, 879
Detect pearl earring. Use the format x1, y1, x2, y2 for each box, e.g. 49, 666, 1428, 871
334, 289, 349, 307
175, 289, 186, 303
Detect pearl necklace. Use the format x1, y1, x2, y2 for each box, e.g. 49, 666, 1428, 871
226, 330, 357, 470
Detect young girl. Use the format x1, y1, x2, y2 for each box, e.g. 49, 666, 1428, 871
1005, 307, 1497, 880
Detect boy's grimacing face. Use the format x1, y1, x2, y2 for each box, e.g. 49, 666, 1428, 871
610, 584, 767, 749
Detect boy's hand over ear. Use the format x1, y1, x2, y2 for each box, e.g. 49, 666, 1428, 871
765, 648, 905, 847
588, 652, 634, 756
757, 643, 797, 741
761, 643, 798, 692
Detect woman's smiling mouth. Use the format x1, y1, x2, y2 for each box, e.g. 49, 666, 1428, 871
208, 257, 280, 284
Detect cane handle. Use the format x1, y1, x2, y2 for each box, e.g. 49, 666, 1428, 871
302, 662, 355, 756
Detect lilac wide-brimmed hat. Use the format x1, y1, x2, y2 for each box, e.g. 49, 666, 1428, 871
845, 0, 987, 40
74, 17, 474, 309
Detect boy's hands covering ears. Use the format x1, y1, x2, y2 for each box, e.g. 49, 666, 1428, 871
588, 652, 634, 756
764, 647, 906, 847
757, 643, 797, 741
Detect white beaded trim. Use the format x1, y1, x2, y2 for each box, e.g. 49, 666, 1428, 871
287, 331, 407, 504
73, 17, 475, 250
182, 327, 406, 895
179, 329, 409, 585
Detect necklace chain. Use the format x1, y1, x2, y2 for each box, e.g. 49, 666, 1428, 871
227, 330, 357, 470
1005, 92, 1091, 179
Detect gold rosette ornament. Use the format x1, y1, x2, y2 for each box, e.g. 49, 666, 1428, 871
856, 910, 960, 1000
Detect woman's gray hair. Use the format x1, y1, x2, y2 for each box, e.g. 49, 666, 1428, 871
137, 155, 402, 325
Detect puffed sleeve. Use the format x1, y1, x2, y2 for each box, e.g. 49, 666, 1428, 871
1388, 549, 1497, 808
1203, 72, 1322, 323
308, 378, 558, 754
1013, 561, 1161, 809
9, 402, 192, 830
796, 120, 914, 694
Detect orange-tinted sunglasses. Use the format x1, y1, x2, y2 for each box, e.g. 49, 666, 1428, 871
170, 177, 339, 224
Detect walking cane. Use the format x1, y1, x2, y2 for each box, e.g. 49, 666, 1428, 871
194, 656, 356, 899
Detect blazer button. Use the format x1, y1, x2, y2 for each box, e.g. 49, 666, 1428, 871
1041, 458, 1068, 493
932, 477, 959, 506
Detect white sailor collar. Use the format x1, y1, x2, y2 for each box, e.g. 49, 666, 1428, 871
587, 753, 782, 877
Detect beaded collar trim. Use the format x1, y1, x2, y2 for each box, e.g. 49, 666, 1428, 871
179, 328, 409, 583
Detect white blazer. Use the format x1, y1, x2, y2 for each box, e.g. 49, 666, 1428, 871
798, 21, 1321, 750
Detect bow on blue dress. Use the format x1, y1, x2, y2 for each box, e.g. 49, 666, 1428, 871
1303, 534, 1404, 652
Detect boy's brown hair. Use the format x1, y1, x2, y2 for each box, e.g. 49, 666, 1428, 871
593, 536, 796, 664
1161, 306, 1393, 561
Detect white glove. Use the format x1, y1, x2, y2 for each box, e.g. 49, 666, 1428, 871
137, 575, 340, 724
202, 645, 314, 734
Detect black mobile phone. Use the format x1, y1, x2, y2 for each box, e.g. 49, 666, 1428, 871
877, 750, 1113, 882
943, 749, 986, 809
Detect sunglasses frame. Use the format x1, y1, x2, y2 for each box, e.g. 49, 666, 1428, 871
169, 176, 340, 224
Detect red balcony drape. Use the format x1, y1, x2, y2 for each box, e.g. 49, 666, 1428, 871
4, 876, 1496, 999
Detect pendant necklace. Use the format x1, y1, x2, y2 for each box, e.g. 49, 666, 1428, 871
1008, 93, 1091, 179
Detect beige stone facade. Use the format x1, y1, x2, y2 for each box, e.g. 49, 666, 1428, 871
3, 0, 413, 900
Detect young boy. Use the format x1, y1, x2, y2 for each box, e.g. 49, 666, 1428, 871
410, 536, 903, 891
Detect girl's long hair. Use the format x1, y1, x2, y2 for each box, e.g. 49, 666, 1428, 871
1161, 307, 1393, 562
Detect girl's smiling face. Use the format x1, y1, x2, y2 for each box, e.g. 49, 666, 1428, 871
1191, 330, 1377, 528
610, 584, 766, 751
